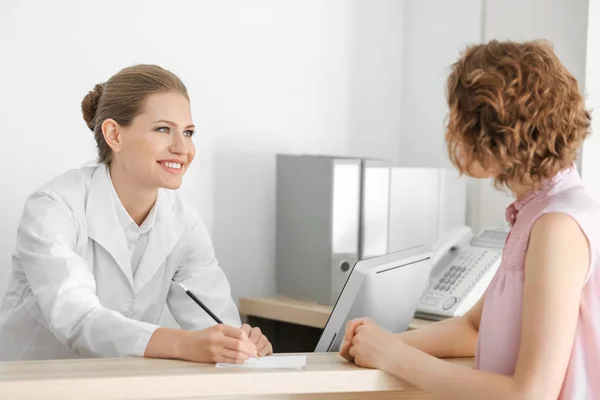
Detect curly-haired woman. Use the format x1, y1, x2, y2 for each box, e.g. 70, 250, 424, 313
341, 40, 598, 399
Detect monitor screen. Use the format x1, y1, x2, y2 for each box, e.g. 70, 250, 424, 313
315, 246, 433, 352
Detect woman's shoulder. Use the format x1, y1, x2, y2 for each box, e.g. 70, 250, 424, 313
533, 184, 600, 248
17, 165, 102, 231
543, 184, 600, 219
28, 164, 100, 206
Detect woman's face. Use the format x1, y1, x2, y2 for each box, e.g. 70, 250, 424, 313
106, 91, 196, 190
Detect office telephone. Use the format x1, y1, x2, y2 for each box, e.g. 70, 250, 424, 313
415, 226, 509, 321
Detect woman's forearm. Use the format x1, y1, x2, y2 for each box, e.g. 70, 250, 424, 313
398, 316, 478, 358
385, 344, 525, 400
144, 327, 187, 360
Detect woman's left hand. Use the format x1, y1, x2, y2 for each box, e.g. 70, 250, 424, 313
241, 324, 273, 356
340, 318, 404, 371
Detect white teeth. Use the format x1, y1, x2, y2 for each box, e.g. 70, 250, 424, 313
161, 162, 182, 169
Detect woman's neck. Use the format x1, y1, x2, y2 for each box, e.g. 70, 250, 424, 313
108, 163, 158, 226
508, 181, 533, 200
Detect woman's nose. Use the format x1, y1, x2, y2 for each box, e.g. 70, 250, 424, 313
169, 132, 187, 155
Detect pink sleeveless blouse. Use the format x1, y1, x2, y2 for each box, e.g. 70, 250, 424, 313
475, 166, 600, 399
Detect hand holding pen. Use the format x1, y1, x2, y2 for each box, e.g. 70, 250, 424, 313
174, 281, 270, 362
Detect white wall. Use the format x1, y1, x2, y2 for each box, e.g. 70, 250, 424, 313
209, 0, 405, 301
399, 0, 483, 169
582, 0, 600, 199
398, 0, 489, 233
0, 1, 405, 306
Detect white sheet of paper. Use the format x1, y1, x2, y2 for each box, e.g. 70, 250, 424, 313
216, 355, 307, 370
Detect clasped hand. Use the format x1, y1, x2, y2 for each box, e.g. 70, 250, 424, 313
339, 317, 405, 371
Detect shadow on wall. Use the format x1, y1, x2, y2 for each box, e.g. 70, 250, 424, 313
212, 150, 278, 303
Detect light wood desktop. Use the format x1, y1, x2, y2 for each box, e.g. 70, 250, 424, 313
0, 297, 465, 399
0, 353, 473, 399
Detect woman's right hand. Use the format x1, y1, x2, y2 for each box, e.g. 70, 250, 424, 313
181, 324, 258, 364
145, 325, 258, 364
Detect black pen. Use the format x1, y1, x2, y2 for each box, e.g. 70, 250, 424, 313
174, 280, 260, 360
173, 280, 223, 324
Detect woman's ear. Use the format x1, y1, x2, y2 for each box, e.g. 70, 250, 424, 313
101, 119, 123, 153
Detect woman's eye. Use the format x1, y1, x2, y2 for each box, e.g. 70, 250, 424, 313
156, 126, 170, 133
184, 130, 195, 137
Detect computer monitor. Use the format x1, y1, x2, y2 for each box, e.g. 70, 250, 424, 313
314, 245, 433, 352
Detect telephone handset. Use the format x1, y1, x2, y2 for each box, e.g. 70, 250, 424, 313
415, 226, 509, 321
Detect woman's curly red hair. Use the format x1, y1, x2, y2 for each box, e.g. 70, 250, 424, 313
445, 40, 591, 189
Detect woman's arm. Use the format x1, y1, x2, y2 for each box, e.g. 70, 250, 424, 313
344, 212, 588, 400
166, 217, 273, 356
166, 217, 241, 330
145, 324, 257, 363
396, 296, 483, 358
341, 279, 484, 361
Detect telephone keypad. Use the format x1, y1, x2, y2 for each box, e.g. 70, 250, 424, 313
424, 249, 501, 308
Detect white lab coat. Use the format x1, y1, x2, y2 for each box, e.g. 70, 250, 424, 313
0, 164, 241, 360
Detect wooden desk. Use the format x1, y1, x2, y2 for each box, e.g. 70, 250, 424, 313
0, 353, 473, 399
239, 296, 434, 330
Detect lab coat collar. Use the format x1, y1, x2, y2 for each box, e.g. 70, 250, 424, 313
133, 188, 184, 292
86, 165, 135, 288
86, 165, 184, 292
110, 169, 158, 238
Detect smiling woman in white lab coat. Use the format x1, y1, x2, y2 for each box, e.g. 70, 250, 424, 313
0, 64, 272, 363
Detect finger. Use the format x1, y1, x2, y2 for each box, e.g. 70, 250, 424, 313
352, 331, 363, 345
344, 319, 360, 336
219, 349, 250, 363
340, 351, 352, 362
339, 339, 347, 352
340, 339, 353, 354
222, 336, 258, 357
348, 345, 356, 359
355, 323, 375, 335
339, 342, 353, 362
256, 334, 268, 351
219, 325, 255, 346
216, 356, 246, 364
219, 324, 246, 339
344, 319, 365, 342
241, 324, 252, 335
240, 330, 256, 347
258, 340, 273, 357
248, 327, 262, 344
